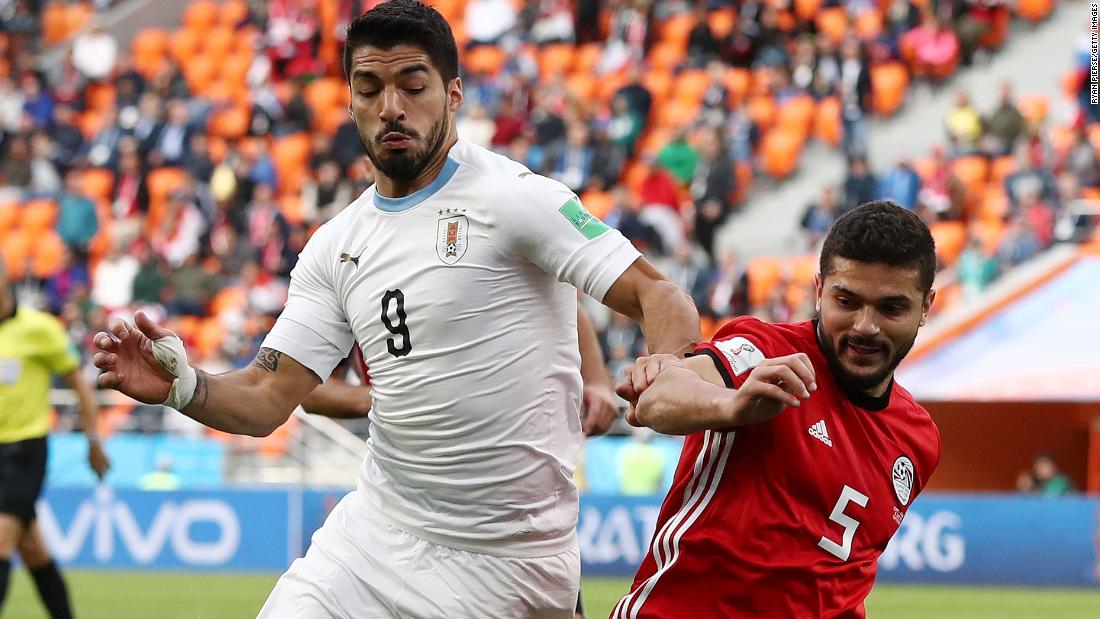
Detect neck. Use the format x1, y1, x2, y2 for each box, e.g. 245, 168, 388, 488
864, 376, 893, 399
375, 134, 457, 199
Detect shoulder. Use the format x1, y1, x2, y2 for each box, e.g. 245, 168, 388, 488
709, 317, 808, 356
449, 140, 575, 209
15, 307, 68, 341
893, 383, 942, 477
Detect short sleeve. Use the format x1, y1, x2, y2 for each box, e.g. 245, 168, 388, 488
692, 318, 772, 389
498, 173, 641, 302
261, 225, 355, 381
36, 315, 80, 375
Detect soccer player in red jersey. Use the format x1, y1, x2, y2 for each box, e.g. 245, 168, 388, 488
611, 201, 942, 618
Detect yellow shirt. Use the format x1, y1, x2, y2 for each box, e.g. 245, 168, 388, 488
0, 307, 80, 443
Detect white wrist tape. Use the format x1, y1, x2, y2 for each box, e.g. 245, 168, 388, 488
151, 335, 198, 411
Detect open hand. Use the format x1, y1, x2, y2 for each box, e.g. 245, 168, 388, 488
91, 311, 179, 405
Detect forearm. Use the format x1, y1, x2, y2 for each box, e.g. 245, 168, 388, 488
635, 366, 737, 435
301, 381, 372, 419
71, 375, 101, 442
635, 281, 700, 357
183, 366, 301, 436
577, 307, 611, 387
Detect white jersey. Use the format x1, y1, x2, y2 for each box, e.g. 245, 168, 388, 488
262, 140, 640, 557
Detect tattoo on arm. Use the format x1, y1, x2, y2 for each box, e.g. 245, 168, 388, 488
253, 347, 282, 373
189, 370, 209, 409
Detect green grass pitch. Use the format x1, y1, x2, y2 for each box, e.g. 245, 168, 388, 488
4, 572, 1100, 618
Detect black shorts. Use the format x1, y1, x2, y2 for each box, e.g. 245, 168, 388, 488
0, 436, 47, 526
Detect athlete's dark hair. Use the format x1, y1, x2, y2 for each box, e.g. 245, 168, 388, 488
819, 200, 937, 293
343, 0, 459, 84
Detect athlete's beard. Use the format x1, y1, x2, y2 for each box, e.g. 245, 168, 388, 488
815, 319, 915, 394
360, 107, 449, 183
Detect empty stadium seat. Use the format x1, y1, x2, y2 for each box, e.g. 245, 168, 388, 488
747, 257, 784, 307
813, 96, 842, 146
761, 129, 803, 180
871, 62, 909, 116
183, 0, 220, 34
929, 221, 967, 265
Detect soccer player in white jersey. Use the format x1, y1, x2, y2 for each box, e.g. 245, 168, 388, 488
90, 1, 699, 616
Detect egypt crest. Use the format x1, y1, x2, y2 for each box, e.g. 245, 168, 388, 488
892, 455, 915, 506
437, 215, 469, 264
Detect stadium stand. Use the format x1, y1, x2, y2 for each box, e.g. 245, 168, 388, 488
0, 0, 1094, 466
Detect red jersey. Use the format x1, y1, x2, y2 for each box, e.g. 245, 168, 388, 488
612, 317, 940, 619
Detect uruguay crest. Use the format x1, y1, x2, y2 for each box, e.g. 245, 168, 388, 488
436, 215, 469, 264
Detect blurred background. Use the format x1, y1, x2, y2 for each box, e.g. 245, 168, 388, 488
1, 0, 1099, 617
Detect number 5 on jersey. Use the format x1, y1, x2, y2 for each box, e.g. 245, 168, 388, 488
818, 485, 868, 561
381, 289, 412, 357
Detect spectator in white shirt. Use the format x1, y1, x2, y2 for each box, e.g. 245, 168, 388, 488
71, 22, 119, 81
91, 243, 140, 311
465, 0, 517, 47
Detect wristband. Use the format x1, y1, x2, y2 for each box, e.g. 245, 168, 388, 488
150, 334, 198, 411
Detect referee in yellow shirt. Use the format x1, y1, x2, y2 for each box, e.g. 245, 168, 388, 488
0, 259, 109, 618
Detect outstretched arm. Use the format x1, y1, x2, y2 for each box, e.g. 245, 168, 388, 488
93, 312, 321, 437
301, 374, 372, 419
632, 353, 817, 435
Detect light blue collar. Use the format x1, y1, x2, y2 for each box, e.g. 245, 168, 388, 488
373, 157, 460, 212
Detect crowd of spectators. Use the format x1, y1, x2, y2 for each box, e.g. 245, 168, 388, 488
0, 0, 1089, 440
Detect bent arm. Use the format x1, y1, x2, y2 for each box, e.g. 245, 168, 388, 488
634, 355, 739, 435
603, 257, 700, 357
301, 376, 372, 419
184, 348, 321, 436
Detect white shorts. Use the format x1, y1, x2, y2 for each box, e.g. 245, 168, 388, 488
257, 490, 580, 618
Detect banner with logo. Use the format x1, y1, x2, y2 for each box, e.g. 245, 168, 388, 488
36, 489, 1100, 586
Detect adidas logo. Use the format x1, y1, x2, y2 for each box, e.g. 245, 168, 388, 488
808, 419, 833, 447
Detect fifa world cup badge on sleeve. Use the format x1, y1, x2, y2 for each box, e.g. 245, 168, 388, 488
714, 337, 766, 376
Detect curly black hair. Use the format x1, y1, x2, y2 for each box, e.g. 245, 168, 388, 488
343, 0, 459, 85
820, 200, 937, 293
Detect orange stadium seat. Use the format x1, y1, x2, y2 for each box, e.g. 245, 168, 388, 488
855, 9, 883, 40
566, 72, 597, 101
732, 161, 752, 205
318, 106, 349, 135
621, 161, 649, 193
131, 28, 168, 60
707, 8, 737, 38
0, 202, 17, 235
84, 82, 115, 112
795, 0, 825, 21
464, 45, 505, 76
305, 77, 346, 114
972, 219, 1005, 255
951, 156, 989, 196
233, 27, 258, 57
647, 40, 686, 73
183, 55, 218, 94
747, 257, 784, 307
1016, 0, 1053, 22
2, 231, 30, 278
21, 200, 57, 235
169, 28, 203, 65
640, 70, 673, 103
990, 156, 1016, 184
220, 0, 250, 28
219, 52, 253, 85
31, 231, 65, 279
280, 194, 306, 225
929, 221, 967, 265
580, 189, 614, 220
658, 13, 695, 49
815, 8, 849, 46
747, 95, 777, 134
204, 28, 236, 60
597, 72, 631, 106
673, 70, 710, 105
639, 127, 674, 156
777, 94, 815, 141
538, 44, 574, 80
183, 0, 220, 34
208, 105, 251, 140
572, 43, 602, 75
814, 96, 842, 146
81, 168, 114, 202
146, 167, 187, 208
656, 99, 699, 130
1017, 94, 1049, 126
761, 129, 803, 180
43, 2, 67, 45
723, 67, 751, 107
979, 190, 1009, 223
871, 62, 909, 116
